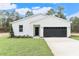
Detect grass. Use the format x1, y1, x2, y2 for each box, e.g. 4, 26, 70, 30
0, 36, 53, 56
71, 35, 79, 40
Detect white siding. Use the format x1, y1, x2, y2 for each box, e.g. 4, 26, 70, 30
12, 15, 71, 37
12, 21, 33, 36
31, 15, 71, 37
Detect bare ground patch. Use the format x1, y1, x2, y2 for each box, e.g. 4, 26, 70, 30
0, 33, 9, 37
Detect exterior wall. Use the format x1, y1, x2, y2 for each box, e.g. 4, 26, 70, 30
40, 27, 43, 37
12, 15, 71, 37
67, 27, 71, 37
11, 15, 46, 37
12, 21, 33, 36
31, 16, 71, 37
67, 23, 71, 37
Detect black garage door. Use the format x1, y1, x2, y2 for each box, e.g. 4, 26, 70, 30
44, 27, 67, 37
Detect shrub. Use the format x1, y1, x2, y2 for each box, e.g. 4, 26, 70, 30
10, 35, 33, 38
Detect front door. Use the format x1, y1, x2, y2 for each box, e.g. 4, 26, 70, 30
34, 27, 39, 36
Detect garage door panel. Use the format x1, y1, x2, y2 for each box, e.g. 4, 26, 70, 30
44, 27, 67, 37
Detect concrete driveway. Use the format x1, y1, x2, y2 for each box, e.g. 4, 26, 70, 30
44, 38, 79, 56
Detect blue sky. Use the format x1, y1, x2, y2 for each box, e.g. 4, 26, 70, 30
15, 3, 79, 16
0, 3, 79, 17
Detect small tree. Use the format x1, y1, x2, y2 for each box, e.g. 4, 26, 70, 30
55, 6, 66, 19
55, 13, 66, 19
71, 17, 79, 32
25, 11, 33, 17
46, 9, 55, 15
10, 24, 14, 37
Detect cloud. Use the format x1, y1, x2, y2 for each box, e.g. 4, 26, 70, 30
32, 7, 40, 9
32, 7, 52, 14
0, 3, 16, 10
15, 7, 52, 15
15, 8, 31, 15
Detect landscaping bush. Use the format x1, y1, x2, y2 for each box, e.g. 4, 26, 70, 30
10, 35, 33, 38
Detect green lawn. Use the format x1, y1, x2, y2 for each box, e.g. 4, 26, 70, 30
71, 35, 79, 40
0, 36, 53, 56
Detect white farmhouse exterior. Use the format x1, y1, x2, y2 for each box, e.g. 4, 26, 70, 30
11, 14, 71, 37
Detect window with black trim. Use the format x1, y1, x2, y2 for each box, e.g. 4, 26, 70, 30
19, 25, 23, 32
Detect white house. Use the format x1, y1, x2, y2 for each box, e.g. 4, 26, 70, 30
11, 14, 71, 37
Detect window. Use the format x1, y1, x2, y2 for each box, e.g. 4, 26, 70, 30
19, 25, 23, 32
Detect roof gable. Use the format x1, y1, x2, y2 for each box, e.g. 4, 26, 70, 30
30, 15, 70, 24
11, 14, 70, 24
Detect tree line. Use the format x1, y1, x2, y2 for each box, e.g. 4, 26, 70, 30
0, 6, 78, 33
0, 10, 23, 32
0, 6, 66, 32
25, 6, 66, 19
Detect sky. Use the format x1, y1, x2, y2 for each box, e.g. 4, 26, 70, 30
0, 3, 79, 18
15, 3, 79, 16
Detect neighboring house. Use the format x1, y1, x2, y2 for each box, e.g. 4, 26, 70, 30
11, 14, 71, 37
